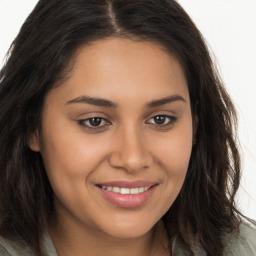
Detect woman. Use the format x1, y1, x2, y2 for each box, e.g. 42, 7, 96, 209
0, 0, 255, 255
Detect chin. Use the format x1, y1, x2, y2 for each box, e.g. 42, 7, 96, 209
98, 215, 158, 239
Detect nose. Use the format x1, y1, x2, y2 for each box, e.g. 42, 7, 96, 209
109, 125, 154, 173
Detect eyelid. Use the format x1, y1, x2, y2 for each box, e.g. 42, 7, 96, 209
78, 117, 108, 125
74, 111, 111, 119
147, 114, 177, 123
78, 116, 112, 132
145, 114, 178, 129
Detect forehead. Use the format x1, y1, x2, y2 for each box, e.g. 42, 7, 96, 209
46, 37, 189, 106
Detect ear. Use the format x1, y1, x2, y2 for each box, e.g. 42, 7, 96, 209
28, 130, 41, 152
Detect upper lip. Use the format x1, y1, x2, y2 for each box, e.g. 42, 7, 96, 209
96, 180, 157, 188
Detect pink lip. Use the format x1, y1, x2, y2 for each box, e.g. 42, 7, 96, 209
96, 180, 158, 208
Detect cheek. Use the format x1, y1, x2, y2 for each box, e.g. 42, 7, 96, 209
150, 124, 193, 198
40, 132, 110, 179
39, 132, 111, 216
153, 129, 192, 174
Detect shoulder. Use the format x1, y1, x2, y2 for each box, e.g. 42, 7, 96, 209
224, 221, 256, 255
0, 233, 58, 256
0, 236, 33, 256
173, 221, 256, 256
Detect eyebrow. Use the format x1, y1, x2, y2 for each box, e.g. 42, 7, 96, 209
147, 95, 186, 107
66, 95, 117, 107
66, 94, 186, 108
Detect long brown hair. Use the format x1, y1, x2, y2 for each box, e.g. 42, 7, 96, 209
0, 0, 246, 255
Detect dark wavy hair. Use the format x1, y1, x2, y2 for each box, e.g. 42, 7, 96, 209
0, 0, 245, 255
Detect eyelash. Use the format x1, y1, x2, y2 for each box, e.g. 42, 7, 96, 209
78, 117, 111, 132
146, 115, 177, 128
78, 115, 177, 132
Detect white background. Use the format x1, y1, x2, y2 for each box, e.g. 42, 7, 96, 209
0, 0, 255, 219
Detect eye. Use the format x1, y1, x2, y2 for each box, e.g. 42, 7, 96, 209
147, 115, 177, 127
78, 117, 111, 131
85, 117, 105, 127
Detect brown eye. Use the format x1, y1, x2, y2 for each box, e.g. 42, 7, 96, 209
78, 117, 110, 130
88, 117, 103, 127
153, 115, 167, 125
147, 115, 177, 127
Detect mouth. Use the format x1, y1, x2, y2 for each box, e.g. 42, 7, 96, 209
96, 181, 158, 208
97, 185, 151, 195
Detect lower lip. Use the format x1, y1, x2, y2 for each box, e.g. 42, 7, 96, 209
97, 186, 157, 208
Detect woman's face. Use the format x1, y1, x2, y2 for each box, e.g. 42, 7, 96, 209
30, 38, 193, 239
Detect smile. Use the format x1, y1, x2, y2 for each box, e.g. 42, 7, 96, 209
99, 185, 150, 195
96, 181, 158, 208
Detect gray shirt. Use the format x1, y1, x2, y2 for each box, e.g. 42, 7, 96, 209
0, 223, 255, 255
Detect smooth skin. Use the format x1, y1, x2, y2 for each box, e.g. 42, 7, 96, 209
30, 37, 194, 256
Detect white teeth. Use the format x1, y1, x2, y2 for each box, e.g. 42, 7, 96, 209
120, 188, 130, 194
100, 186, 150, 194
130, 188, 139, 194
112, 187, 120, 193
138, 187, 144, 193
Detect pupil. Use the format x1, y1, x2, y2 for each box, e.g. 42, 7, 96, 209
154, 116, 165, 124
89, 118, 102, 126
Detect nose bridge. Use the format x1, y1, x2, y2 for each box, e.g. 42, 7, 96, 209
109, 122, 153, 172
